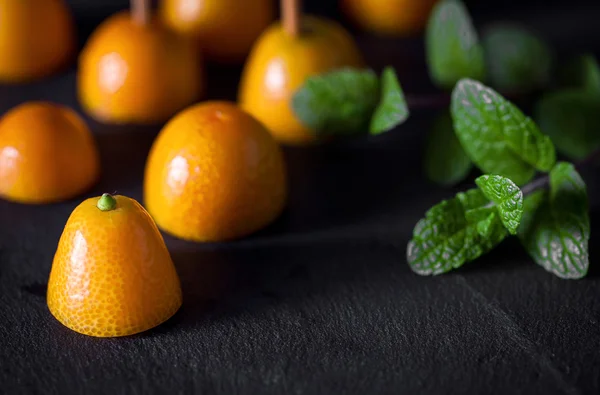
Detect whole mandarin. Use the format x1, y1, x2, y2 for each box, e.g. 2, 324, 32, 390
77, 11, 203, 125
238, 16, 364, 145
0, 102, 100, 204
47, 194, 182, 337
160, 0, 275, 63
341, 0, 438, 36
0, 0, 75, 82
144, 101, 287, 242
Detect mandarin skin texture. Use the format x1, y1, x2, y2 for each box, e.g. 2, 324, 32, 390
47, 194, 183, 337
341, 0, 438, 36
78, 11, 203, 125
238, 16, 364, 145
0, 102, 100, 204
160, 0, 275, 63
144, 101, 287, 242
0, 0, 75, 82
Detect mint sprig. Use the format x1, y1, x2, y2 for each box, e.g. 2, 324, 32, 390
558, 54, 600, 96
291, 67, 409, 138
291, 68, 379, 138
425, 0, 486, 89
424, 111, 472, 186
518, 162, 590, 279
451, 78, 556, 185
535, 89, 600, 160
481, 23, 553, 93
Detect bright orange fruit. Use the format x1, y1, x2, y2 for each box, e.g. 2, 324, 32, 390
47, 193, 183, 337
341, 0, 438, 36
144, 101, 287, 242
160, 0, 275, 63
77, 11, 204, 124
0, 0, 75, 82
238, 16, 364, 145
0, 102, 100, 204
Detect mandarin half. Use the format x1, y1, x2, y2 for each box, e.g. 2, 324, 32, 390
0, 0, 75, 82
47, 194, 183, 337
144, 101, 287, 242
341, 0, 438, 36
78, 11, 203, 124
0, 102, 99, 204
238, 16, 364, 145
160, 0, 275, 63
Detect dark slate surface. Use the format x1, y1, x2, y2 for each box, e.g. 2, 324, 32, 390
1, 4, 600, 395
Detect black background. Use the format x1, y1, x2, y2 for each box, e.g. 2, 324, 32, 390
1, 1, 600, 394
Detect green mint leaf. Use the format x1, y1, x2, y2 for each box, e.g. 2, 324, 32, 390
518, 162, 590, 279
425, 0, 486, 90
424, 111, 472, 186
291, 68, 379, 137
475, 174, 524, 234
370, 67, 409, 135
535, 89, 600, 160
407, 188, 508, 275
559, 54, 600, 96
451, 78, 556, 186
465, 207, 498, 238
482, 23, 553, 93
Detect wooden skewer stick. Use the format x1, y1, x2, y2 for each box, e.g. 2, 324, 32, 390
131, 0, 150, 26
281, 0, 302, 37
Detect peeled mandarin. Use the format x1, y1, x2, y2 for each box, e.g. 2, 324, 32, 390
77, 11, 203, 124
341, 0, 438, 36
238, 16, 364, 145
144, 101, 287, 242
0, 0, 75, 82
0, 102, 100, 204
47, 194, 183, 337
160, 0, 275, 63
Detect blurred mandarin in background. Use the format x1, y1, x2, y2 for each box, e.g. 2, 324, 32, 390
238, 0, 364, 145
77, 10, 204, 125
47, 193, 182, 337
160, 0, 275, 64
144, 101, 287, 242
0, 102, 100, 204
341, 0, 438, 36
0, 0, 76, 82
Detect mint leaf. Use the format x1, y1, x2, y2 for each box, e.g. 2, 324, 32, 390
475, 175, 524, 234
370, 67, 409, 135
407, 188, 508, 275
482, 23, 553, 93
424, 111, 472, 186
518, 162, 590, 279
291, 68, 379, 137
425, 0, 486, 90
559, 54, 600, 96
465, 207, 499, 238
451, 78, 556, 186
535, 89, 600, 160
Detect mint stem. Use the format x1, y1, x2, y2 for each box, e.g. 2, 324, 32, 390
520, 148, 600, 197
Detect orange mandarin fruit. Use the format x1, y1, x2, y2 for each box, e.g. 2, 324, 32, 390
77, 11, 203, 124
0, 0, 76, 82
144, 101, 287, 242
0, 102, 100, 204
238, 16, 364, 145
47, 193, 183, 337
160, 0, 275, 63
341, 0, 438, 36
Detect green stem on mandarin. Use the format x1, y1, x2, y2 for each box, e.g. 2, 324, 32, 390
97, 193, 117, 211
